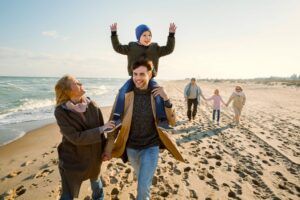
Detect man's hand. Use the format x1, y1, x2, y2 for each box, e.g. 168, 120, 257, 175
169, 23, 177, 33
102, 152, 112, 161
110, 23, 117, 32
152, 86, 169, 101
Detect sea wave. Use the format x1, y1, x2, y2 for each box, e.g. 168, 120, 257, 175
0, 82, 26, 91
0, 98, 55, 125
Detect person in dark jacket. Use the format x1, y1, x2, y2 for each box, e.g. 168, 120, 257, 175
109, 23, 177, 131
54, 75, 115, 200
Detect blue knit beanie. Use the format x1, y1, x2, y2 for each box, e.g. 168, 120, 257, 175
135, 24, 151, 41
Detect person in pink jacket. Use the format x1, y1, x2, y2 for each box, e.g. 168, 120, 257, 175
206, 89, 226, 125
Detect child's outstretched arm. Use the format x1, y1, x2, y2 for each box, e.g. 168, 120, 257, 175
158, 23, 176, 57
206, 96, 213, 101
220, 96, 226, 105
200, 93, 206, 101
110, 23, 129, 55
242, 94, 246, 106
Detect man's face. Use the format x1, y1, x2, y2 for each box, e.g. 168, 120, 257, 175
133, 66, 152, 90
139, 31, 152, 46
191, 80, 196, 85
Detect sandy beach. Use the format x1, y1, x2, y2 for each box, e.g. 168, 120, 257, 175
0, 80, 299, 200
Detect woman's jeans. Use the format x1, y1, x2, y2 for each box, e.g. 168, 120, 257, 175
60, 178, 104, 200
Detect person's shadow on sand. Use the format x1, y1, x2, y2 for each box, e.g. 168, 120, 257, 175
175, 125, 231, 144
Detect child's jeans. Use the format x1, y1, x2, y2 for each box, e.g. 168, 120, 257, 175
113, 78, 167, 121
212, 109, 220, 122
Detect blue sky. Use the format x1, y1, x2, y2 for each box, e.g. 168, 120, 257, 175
0, 0, 299, 79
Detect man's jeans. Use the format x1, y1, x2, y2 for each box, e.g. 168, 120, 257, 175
187, 98, 198, 120
60, 178, 104, 200
126, 146, 159, 200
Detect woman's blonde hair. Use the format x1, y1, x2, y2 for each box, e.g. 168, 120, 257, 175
55, 75, 74, 106
235, 86, 243, 92
235, 85, 243, 92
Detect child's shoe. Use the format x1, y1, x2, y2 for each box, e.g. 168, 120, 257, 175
158, 120, 173, 131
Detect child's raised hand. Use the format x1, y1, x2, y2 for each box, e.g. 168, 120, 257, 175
110, 23, 117, 32
169, 23, 177, 33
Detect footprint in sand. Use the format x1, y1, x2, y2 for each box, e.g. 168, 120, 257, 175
1, 185, 26, 199
110, 188, 120, 200
20, 160, 33, 167
109, 176, 118, 184
34, 168, 54, 178
6, 170, 22, 178
189, 189, 198, 199
51, 158, 59, 165
228, 190, 237, 198
173, 167, 182, 175
42, 152, 50, 158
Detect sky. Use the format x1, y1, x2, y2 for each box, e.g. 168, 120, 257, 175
0, 0, 299, 79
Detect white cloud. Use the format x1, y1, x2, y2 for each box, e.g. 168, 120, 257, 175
42, 30, 58, 38
42, 30, 70, 41
0, 47, 126, 78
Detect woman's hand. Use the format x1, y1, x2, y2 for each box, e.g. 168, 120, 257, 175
169, 23, 177, 33
103, 121, 115, 131
152, 86, 169, 101
110, 23, 117, 32
102, 152, 111, 161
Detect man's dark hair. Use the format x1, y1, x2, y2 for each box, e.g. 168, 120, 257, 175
132, 58, 153, 72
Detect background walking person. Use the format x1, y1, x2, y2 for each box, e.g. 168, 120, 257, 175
184, 78, 206, 121
226, 86, 246, 126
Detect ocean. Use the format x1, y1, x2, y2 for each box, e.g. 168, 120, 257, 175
0, 76, 126, 146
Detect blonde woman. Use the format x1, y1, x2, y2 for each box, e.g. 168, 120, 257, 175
226, 86, 246, 125
54, 75, 115, 200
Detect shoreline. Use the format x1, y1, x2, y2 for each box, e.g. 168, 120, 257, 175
0, 106, 111, 155
0, 118, 56, 147
0, 106, 112, 148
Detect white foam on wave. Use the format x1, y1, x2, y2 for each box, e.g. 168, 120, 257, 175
12, 98, 54, 112
1, 82, 26, 91
0, 98, 55, 125
86, 85, 109, 96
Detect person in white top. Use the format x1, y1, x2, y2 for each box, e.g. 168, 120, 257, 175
226, 86, 246, 125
